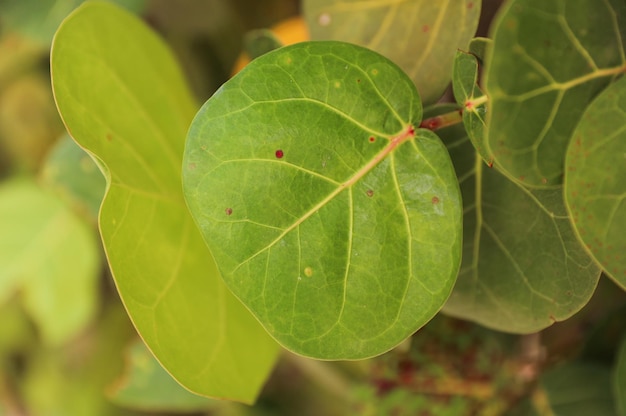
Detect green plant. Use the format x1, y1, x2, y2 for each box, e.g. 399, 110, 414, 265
2, 0, 624, 413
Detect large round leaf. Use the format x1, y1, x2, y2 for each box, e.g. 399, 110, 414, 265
183, 41, 462, 359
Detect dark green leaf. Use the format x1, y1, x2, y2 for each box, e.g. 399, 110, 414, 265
303, 0, 481, 104
183, 41, 462, 359
432, 107, 601, 333
51, 1, 279, 402
615, 336, 626, 415
564, 76, 626, 289
484, 0, 626, 187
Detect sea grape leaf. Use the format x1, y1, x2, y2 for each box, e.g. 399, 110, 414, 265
616, 336, 626, 415
433, 106, 601, 333
509, 363, 617, 416
303, 0, 481, 105
183, 41, 463, 359
468, 37, 491, 62
564, 76, 626, 289
484, 0, 626, 187
51, 1, 279, 403
108, 340, 217, 412
0, 178, 99, 345
452, 50, 491, 166
40, 133, 106, 222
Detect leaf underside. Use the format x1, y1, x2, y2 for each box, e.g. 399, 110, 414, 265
51, 1, 278, 403
564, 76, 626, 289
183, 41, 463, 359
485, 0, 626, 187
303, 0, 481, 105
434, 106, 601, 333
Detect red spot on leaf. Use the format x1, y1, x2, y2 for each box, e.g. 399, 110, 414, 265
225, 208, 233, 216
369, 136, 376, 142
420, 117, 440, 130
487, 160, 494, 168
106, 133, 113, 141
432, 196, 440, 204
541, 178, 548, 184
422, 25, 429, 33
275, 149, 284, 159
468, 2, 474, 8
519, 175, 525, 181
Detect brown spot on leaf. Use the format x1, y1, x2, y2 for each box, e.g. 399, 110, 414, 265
366, 189, 374, 197
432, 196, 440, 204
225, 208, 233, 216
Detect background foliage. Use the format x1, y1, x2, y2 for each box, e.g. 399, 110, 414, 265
1, 0, 625, 415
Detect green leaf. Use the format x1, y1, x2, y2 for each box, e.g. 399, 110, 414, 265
303, 0, 481, 105
0, 0, 146, 45
51, 1, 279, 403
510, 363, 617, 416
433, 106, 601, 333
40, 133, 106, 222
183, 41, 463, 359
468, 37, 491, 62
615, 336, 626, 415
484, 0, 626, 187
564, 76, 626, 289
0, 178, 99, 345
452, 50, 491, 166
108, 340, 217, 412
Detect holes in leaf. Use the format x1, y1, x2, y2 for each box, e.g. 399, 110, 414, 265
275, 149, 284, 159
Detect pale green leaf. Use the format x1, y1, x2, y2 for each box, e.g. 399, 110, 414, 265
0, 178, 99, 345
303, 0, 481, 105
183, 41, 463, 359
484, 0, 626, 187
565, 76, 626, 289
51, 1, 279, 403
434, 107, 601, 333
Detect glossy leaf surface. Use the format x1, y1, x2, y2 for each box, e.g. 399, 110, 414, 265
565, 76, 626, 289
51, 1, 278, 403
303, 0, 481, 105
184, 41, 462, 359
435, 107, 601, 333
485, 0, 626, 187
0, 179, 99, 345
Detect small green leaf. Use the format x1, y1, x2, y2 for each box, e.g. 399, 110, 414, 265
468, 37, 491, 62
108, 340, 217, 412
452, 50, 491, 166
484, 0, 626, 187
433, 107, 601, 333
40, 134, 106, 222
51, 1, 278, 402
303, 0, 481, 105
183, 41, 462, 359
0, 178, 99, 345
565, 76, 626, 289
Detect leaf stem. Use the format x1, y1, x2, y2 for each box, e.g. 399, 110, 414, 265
419, 109, 463, 131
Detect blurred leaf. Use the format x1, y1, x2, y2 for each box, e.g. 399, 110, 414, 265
468, 36, 491, 62
432, 106, 601, 333
183, 41, 462, 359
564, 76, 626, 289
452, 50, 491, 166
51, 1, 279, 403
510, 363, 617, 415
0, 178, 99, 345
108, 340, 217, 412
615, 336, 626, 415
0, 0, 146, 46
243, 29, 283, 60
484, 0, 626, 187
303, 0, 481, 105
21, 301, 140, 416
0, 73, 63, 172
40, 134, 106, 222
